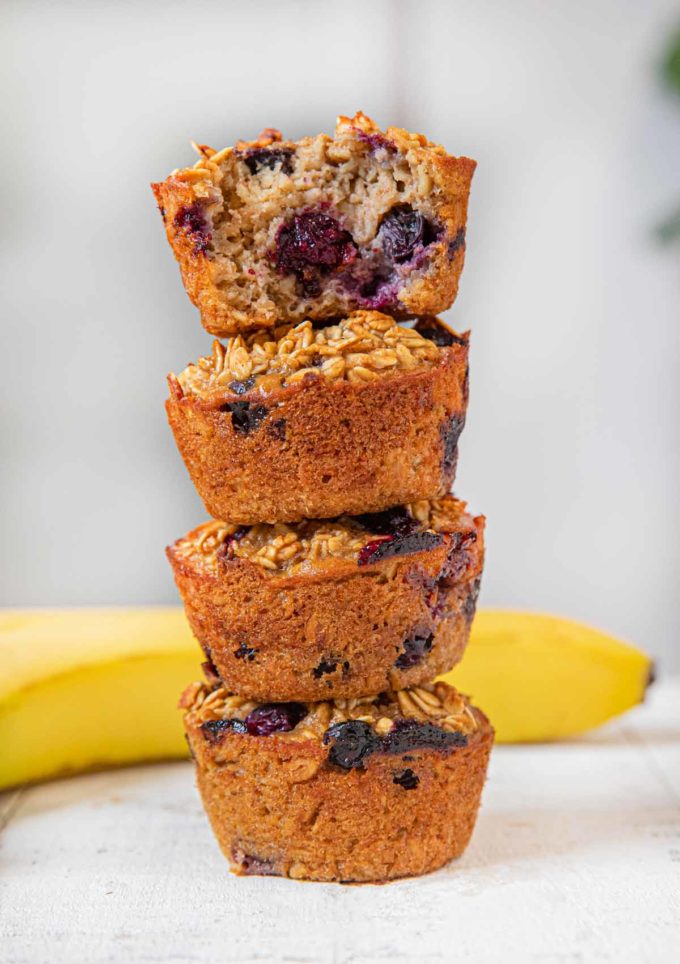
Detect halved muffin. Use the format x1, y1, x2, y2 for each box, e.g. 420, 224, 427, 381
168, 495, 484, 702
166, 312, 469, 523
152, 112, 475, 336
181, 678, 493, 882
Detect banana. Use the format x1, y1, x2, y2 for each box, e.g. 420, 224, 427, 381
0, 608, 654, 789
442, 610, 653, 742
0, 608, 201, 790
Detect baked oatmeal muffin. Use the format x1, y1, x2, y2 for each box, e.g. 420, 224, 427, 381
166, 312, 469, 524
168, 496, 484, 702
152, 112, 475, 336
181, 678, 493, 882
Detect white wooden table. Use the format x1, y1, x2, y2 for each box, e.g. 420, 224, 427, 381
2, 681, 679, 964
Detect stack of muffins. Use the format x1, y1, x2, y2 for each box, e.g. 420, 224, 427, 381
153, 112, 493, 883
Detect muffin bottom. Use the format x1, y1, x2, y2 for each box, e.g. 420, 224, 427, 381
183, 682, 493, 882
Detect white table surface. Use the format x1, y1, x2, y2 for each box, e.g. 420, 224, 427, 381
2, 681, 679, 964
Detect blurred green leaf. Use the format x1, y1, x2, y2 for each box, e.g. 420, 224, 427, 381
661, 28, 680, 96
656, 206, 680, 244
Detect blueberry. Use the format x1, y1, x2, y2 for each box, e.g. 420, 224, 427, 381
228, 376, 255, 396
437, 528, 478, 584
440, 414, 465, 477
323, 720, 381, 769
312, 659, 338, 679
382, 718, 468, 754
355, 131, 395, 153
358, 531, 444, 566
266, 418, 286, 441
462, 576, 482, 623
356, 506, 419, 538
173, 202, 212, 254
393, 768, 420, 789
394, 631, 434, 670
414, 318, 467, 348
231, 845, 280, 876
217, 526, 249, 562
243, 147, 294, 176
201, 718, 247, 743
447, 227, 466, 258
244, 703, 307, 736
201, 656, 221, 687
273, 211, 357, 292
234, 642, 258, 662
222, 401, 268, 435
378, 205, 439, 263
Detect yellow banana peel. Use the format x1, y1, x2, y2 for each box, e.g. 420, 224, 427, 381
0, 607, 653, 789
441, 610, 653, 742
0, 608, 201, 790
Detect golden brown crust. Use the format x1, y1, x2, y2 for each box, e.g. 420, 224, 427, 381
183, 686, 493, 882
152, 112, 475, 336
168, 500, 484, 702
166, 333, 469, 524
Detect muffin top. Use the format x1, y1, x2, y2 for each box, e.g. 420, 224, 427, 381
182, 677, 481, 764
173, 312, 464, 400
171, 496, 477, 577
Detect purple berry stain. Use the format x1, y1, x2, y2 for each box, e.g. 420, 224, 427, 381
245, 703, 307, 736
447, 227, 466, 258
173, 203, 212, 254
355, 130, 396, 153
231, 845, 280, 877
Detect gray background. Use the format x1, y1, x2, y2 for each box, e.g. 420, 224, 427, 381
1, 0, 678, 669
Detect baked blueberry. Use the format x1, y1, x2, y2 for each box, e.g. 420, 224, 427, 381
393, 768, 420, 789
244, 702, 307, 736
323, 720, 381, 769
201, 718, 247, 743
273, 211, 357, 292
244, 147, 294, 176
379, 204, 439, 263
394, 631, 435, 669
